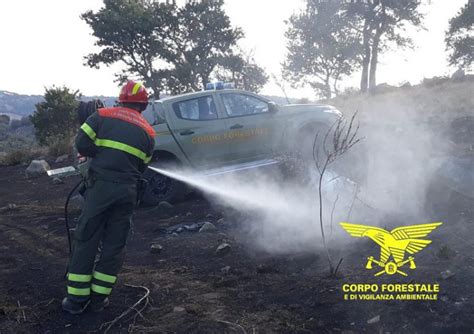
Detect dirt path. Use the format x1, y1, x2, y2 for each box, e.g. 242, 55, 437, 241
0, 164, 473, 333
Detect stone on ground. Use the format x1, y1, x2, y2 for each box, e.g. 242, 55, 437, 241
25, 160, 50, 178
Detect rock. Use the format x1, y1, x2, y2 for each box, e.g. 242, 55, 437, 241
441, 270, 455, 280
166, 221, 208, 234
0, 204, 18, 213
150, 243, 163, 254
186, 211, 192, 217
25, 160, 50, 178
184, 303, 203, 315
220, 266, 231, 274
206, 213, 214, 219
367, 315, 380, 324
216, 218, 226, 225
158, 201, 173, 210
52, 177, 64, 185
184, 223, 200, 231
199, 222, 216, 233
215, 243, 231, 255
170, 233, 179, 238
173, 306, 186, 313
55, 154, 69, 164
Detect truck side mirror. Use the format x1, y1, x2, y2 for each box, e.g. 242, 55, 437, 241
268, 101, 279, 113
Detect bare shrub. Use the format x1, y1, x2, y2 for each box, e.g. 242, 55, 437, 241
0, 147, 46, 167
313, 112, 361, 274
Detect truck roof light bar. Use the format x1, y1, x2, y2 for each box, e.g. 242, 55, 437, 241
205, 82, 234, 90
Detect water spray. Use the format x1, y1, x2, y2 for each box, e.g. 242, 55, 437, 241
148, 165, 360, 253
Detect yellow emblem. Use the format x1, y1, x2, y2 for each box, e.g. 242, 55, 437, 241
340, 222, 443, 276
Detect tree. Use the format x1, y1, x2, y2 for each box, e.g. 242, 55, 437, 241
82, 0, 243, 97
445, 1, 473, 70
82, 0, 176, 98
283, 1, 362, 99
345, 0, 424, 93
30, 86, 79, 147
162, 1, 244, 94
213, 50, 269, 93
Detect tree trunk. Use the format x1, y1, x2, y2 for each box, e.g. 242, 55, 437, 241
369, 10, 385, 94
333, 72, 341, 96
324, 75, 332, 99
368, 31, 381, 94
360, 22, 371, 93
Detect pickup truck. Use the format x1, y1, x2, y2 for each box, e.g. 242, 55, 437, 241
141, 86, 343, 205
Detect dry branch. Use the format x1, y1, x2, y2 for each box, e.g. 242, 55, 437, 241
101, 284, 151, 334
312, 112, 361, 275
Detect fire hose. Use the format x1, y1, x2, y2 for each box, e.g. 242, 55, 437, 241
64, 179, 83, 255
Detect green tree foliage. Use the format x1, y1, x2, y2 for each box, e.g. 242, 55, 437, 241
345, 0, 424, 93
213, 51, 269, 93
82, 0, 175, 98
163, 1, 243, 94
445, 1, 473, 70
283, 1, 362, 99
30, 87, 79, 147
82, 0, 245, 97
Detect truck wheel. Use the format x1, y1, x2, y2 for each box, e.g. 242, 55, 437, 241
141, 164, 186, 206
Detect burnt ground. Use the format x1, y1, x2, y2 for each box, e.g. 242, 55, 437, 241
0, 159, 473, 334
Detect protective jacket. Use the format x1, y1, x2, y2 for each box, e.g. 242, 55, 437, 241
67, 106, 155, 303
76, 106, 155, 183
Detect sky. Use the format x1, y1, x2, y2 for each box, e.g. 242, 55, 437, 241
0, 0, 468, 99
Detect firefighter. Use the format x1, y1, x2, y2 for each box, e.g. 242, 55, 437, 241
62, 81, 155, 315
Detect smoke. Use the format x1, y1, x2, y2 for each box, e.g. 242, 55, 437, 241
340, 96, 450, 225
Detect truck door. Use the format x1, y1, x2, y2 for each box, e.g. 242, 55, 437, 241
218, 92, 279, 163
166, 94, 230, 168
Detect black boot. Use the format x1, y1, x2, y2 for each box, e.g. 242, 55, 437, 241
62, 297, 90, 315
90, 296, 110, 312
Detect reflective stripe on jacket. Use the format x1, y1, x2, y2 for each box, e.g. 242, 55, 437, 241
76, 106, 155, 183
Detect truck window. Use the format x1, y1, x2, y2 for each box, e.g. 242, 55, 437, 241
221, 93, 269, 117
172, 96, 218, 121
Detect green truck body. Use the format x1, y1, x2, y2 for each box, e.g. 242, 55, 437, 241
141, 88, 343, 204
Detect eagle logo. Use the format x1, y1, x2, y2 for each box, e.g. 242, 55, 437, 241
340, 222, 443, 276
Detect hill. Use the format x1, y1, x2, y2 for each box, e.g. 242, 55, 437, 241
325, 77, 474, 120
0, 91, 43, 117
0, 90, 118, 119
